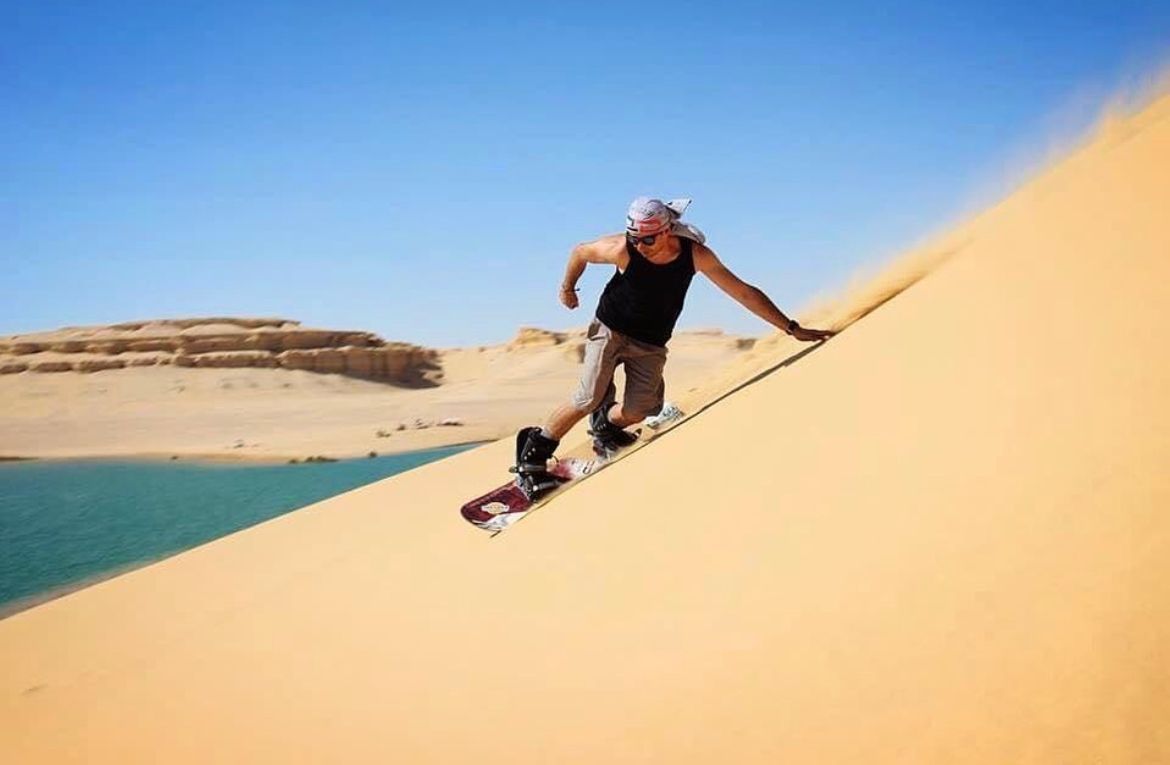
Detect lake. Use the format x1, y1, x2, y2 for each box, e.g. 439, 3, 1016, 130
0, 444, 477, 616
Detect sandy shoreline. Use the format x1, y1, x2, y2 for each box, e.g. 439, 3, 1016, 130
0, 440, 493, 466
0, 558, 159, 622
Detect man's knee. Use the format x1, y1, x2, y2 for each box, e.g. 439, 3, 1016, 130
642, 400, 664, 418
565, 399, 593, 417
570, 381, 616, 414
567, 392, 606, 417
621, 400, 661, 422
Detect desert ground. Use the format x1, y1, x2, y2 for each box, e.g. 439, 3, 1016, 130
0, 325, 755, 461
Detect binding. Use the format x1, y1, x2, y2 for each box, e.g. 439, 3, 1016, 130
588, 403, 640, 457
512, 426, 563, 499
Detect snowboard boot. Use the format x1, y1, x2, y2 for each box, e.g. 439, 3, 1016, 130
511, 426, 562, 499
588, 403, 639, 457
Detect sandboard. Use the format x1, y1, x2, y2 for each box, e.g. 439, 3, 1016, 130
460, 403, 685, 535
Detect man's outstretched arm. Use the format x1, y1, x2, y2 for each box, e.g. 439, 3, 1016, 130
693, 243, 835, 342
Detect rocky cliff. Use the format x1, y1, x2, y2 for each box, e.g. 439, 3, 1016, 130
0, 318, 442, 386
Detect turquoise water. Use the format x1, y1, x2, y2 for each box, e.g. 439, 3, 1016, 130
0, 445, 476, 615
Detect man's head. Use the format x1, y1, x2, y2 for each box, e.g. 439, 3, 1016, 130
625, 197, 676, 253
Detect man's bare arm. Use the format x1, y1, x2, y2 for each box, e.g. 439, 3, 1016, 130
693, 243, 834, 341
558, 235, 627, 309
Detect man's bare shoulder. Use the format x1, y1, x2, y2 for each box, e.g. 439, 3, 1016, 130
690, 240, 721, 271
577, 233, 627, 264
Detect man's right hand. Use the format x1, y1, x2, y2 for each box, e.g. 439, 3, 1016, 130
559, 287, 579, 310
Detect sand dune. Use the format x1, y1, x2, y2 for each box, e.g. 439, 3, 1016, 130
1, 94, 1168, 762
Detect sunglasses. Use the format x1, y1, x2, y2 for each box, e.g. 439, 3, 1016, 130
627, 231, 665, 246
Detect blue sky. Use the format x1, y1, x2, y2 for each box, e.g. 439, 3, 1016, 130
4, 0, 1168, 346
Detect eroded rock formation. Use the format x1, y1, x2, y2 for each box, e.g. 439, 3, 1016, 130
0, 318, 442, 386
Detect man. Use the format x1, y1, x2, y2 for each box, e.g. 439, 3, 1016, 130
513, 197, 835, 497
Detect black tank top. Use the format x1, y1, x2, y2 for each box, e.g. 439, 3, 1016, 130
596, 237, 696, 347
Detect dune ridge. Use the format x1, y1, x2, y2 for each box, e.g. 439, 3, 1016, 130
1, 93, 1168, 762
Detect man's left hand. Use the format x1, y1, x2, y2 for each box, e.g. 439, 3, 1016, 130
791, 325, 835, 342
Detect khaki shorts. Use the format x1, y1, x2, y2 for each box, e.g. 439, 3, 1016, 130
570, 319, 667, 420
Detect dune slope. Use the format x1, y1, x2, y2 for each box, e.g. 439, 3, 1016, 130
1, 96, 1169, 762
